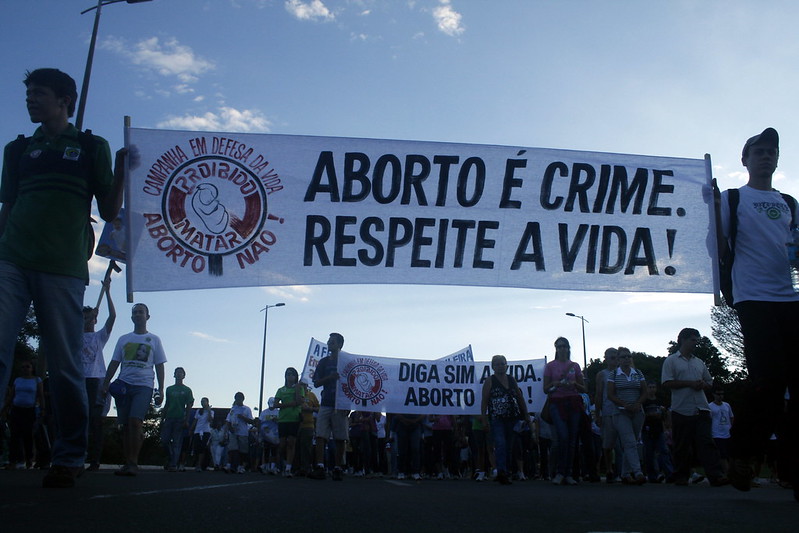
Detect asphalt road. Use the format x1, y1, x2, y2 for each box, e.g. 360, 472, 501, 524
0, 467, 796, 533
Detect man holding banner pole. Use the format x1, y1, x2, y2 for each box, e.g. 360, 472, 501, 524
0, 68, 125, 488
308, 333, 349, 481
719, 128, 799, 500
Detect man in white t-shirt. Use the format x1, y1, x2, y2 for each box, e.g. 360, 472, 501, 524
720, 128, 799, 500
101, 303, 166, 476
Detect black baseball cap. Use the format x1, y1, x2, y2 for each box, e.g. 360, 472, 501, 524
742, 127, 779, 158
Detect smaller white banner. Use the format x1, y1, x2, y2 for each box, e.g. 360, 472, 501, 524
334, 352, 547, 415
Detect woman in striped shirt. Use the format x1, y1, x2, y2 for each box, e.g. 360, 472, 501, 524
607, 347, 648, 484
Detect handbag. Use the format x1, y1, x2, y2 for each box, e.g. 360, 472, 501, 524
540, 396, 553, 424
108, 379, 127, 399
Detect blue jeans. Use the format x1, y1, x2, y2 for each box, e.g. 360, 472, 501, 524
550, 400, 581, 476
0, 261, 87, 468
116, 384, 153, 425
489, 418, 517, 473
161, 418, 186, 468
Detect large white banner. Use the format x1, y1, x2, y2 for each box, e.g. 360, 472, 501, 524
334, 352, 547, 415
126, 128, 715, 293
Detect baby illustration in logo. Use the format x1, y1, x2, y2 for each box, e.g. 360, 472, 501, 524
354, 371, 376, 394
191, 183, 229, 234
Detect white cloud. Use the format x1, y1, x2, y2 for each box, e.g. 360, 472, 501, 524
173, 84, 194, 95
102, 36, 214, 83
262, 285, 313, 302
190, 331, 232, 343
432, 0, 464, 37
726, 170, 748, 184
285, 0, 334, 21
157, 107, 273, 133
621, 293, 708, 305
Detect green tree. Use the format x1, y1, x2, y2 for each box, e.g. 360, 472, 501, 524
5, 306, 41, 381
710, 302, 746, 376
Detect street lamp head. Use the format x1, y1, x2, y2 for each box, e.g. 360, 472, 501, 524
275, 302, 286, 307
566, 312, 576, 317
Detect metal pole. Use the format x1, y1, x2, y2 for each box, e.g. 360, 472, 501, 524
258, 307, 269, 414
580, 318, 587, 369
566, 312, 589, 369
258, 303, 285, 413
76, 0, 103, 131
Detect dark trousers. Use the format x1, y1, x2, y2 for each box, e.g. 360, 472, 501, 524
732, 301, 798, 486
642, 430, 674, 481
396, 423, 421, 475
85, 378, 105, 465
9, 406, 36, 465
671, 411, 723, 481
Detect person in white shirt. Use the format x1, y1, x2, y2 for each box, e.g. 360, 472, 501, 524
709, 389, 734, 474
719, 128, 799, 499
101, 303, 166, 476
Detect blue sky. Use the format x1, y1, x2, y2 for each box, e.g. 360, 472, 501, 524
2, 0, 798, 411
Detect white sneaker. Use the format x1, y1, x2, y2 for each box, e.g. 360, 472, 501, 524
412, 473, 421, 481
564, 476, 578, 485
552, 473, 565, 485
514, 472, 527, 481
236, 466, 246, 474
475, 471, 486, 482
397, 472, 406, 480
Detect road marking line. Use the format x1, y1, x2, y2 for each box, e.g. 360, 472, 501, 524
90, 480, 269, 499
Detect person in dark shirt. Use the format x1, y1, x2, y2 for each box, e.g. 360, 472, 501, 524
308, 333, 349, 480
641, 380, 674, 483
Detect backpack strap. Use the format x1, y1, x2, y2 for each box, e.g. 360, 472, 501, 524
77, 129, 96, 178
4, 135, 30, 198
727, 188, 740, 254
780, 193, 797, 227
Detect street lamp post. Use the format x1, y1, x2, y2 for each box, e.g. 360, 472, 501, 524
565, 312, 589, 369
258, 303, 285, 413
76, 0, 152, 130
